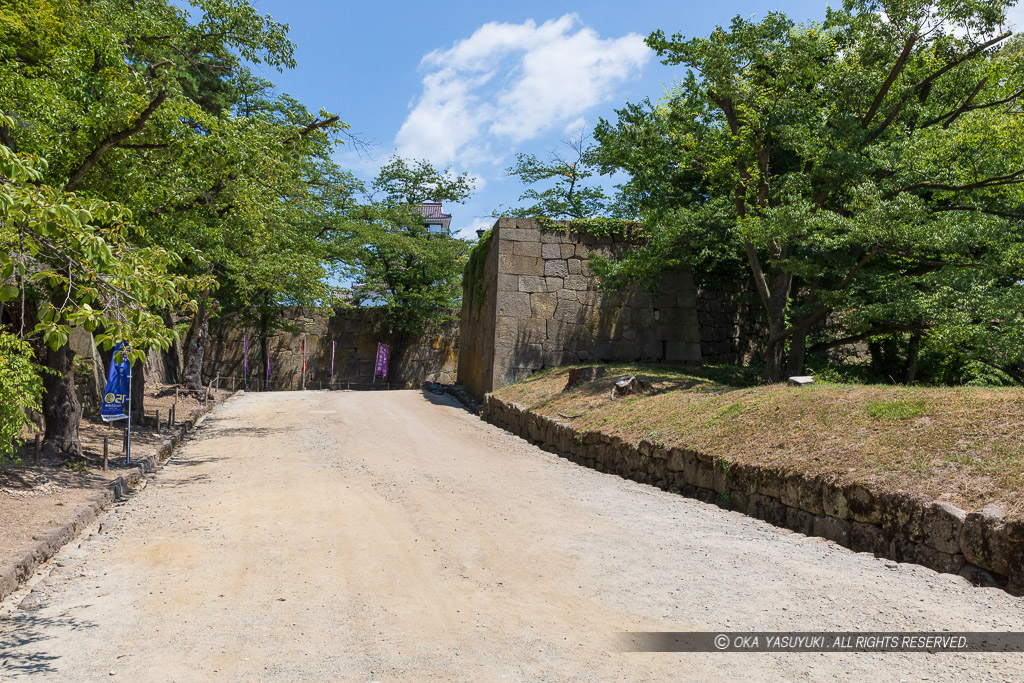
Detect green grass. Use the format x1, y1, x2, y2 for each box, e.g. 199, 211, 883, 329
866, 399, 927, 420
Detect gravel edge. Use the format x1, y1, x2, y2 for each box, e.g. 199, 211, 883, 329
0, 401, 219, 602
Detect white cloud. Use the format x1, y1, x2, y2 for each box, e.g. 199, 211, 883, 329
395, 15, 650, 168
455, 216, 496, 240
564, 116, 588, 135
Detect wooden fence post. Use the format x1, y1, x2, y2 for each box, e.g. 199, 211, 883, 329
34, 434, 40, 465
103, 436, 109, 471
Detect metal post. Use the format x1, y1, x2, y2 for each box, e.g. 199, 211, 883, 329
103, 436, 109, 471
125, 360, 132, 465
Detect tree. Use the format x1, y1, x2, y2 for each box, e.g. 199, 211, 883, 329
1, 0, 346, 445
0, 332, 44, 466
0, 124, 205, 454
506, 128, 609, 219
595, 1, 1024, 382
1, 0, 353, 401
329, 157, 474, 347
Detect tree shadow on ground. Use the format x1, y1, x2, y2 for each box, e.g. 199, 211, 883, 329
419, 388, 476, 414
560, 362, 764, 402
0, 611, 97, 676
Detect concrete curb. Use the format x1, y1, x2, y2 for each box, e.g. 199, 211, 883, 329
0, 401, 218, 602
482, 394, 1024, 596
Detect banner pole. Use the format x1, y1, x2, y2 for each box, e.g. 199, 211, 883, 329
126, 354, 132, 465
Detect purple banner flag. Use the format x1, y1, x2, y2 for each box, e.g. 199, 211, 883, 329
374, 343, 390, 379
243, 334, 249, 375
330, 340, 336, 376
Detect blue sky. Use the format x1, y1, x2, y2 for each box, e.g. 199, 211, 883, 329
228, 0, 1022, 238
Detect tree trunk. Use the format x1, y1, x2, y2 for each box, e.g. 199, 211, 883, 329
41, 343, 83, 457
764, 336, 785, 383
182, 294, 212, 391
130, 357, 145, 423
904, 331, 922, 385
784, 328, 809, 378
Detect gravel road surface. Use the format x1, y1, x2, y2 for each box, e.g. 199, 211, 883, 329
1, 390, 1022, 681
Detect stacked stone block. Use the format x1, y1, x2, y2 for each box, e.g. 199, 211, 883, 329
204, 307, 458, 390
483, 394, 1023, 595
459, 218, 767, 395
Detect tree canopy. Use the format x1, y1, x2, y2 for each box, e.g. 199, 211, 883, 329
595, 0, 1024, 382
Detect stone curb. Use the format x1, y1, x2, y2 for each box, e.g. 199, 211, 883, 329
0, 402, 218, 602
482, 394, 1023, 596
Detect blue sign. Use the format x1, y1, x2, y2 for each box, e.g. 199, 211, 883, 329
101, 342, 131, 422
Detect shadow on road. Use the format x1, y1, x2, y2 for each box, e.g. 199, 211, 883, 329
0, 611, 98, 676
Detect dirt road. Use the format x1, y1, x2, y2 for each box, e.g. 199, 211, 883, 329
2, 390, 1022, 681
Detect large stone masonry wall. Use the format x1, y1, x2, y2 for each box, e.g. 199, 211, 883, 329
483, 394, 1023, 595
458, 218, 765, 396
203, 307, 458, 390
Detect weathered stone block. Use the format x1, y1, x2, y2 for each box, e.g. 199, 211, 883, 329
518, 276, 548, 293
693, 459, 714, 490
786, 507, 815, 535
677, 289, 698, 308
1007, 541, 1024, 589
924, 502, 966, 555
498, 254, 544, 276
915, 546, 965, 575
798, 476, 824, 516
514, 241, 542, 257
567, 259, 583, 274
553, 299, 582, 323
846, 484, 883, 524
665, 448, 687, 472
563, 275, 589, 290
780, 474, 801, 508
541, 243, 561, 259
850, 522, 889, 555
503, 228, 540, 242
544, 260, 569, 277
879, 491, 926, 544
665, 341, 701, 362
559, 244, 576, 258
555, 288, 578, 301
960, 503, 1009, 576
757, 468, 786, 499
813, 516, 850, 547
496, 292, 533, 318
748, 494, 786, 527
517, 318, 546, 343
496, 273, 519, 292
531, 292, 556, 318
821, 484, 851, 520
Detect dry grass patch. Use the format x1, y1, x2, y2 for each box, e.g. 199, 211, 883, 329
494, 364, 1024, 517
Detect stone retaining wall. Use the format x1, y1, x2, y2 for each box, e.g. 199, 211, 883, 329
482, 394, 1023, 595
458, 218, 766, 397
203, 307, 459, 390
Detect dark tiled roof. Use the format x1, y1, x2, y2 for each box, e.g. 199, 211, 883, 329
415, 203, 452, 220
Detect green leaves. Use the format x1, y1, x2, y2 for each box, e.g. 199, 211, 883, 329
596, 2, 1024, 381
0, 332, 44, 462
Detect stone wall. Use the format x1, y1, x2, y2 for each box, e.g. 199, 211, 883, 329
458, 218, 765, 396
203, 307, 458, 391
483, 394, 1023, 595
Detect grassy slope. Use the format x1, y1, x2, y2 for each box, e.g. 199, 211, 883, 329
493, 364, 1024, 517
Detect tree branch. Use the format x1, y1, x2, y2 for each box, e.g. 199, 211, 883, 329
864, 31, 1011, 145
886, 168, 1024, 199
862, 33, 918, 129
65, 90, 168, 191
